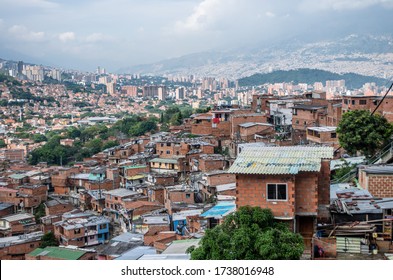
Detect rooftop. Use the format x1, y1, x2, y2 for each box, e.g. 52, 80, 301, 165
1, 213, 34, 222
28, 246, 93, 260
307, 126, 337, 132
104, 188, 139, 197
360, 165, 393, 175
0, 231, 43, 247
115, 246, 157, 260
150, 158, 179, 164
161, 239, 200, 255
238, 122, 273, 128
201, 202, 236, 219
228, 146, 333, 175
292, 104, 327, 110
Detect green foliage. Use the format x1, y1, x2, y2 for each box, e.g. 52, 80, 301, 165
0, 139, 6, 148
103, 140, 120, 150
34, 203, 46, 223
31, 134, 47, 143
40, 231, 59, 248
238, 68, 388, 88
337, 110, 393, 158
190, 206, 304, 260
85, 138, 103, 155
332, 159, 356, 181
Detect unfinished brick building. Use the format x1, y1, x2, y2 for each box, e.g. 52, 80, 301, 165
228, 146, 333, 249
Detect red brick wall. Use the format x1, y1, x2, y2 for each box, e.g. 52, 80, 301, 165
230, 114, 267, 139
199, 159, 225, 172
207, 173, 236, 186
202, 145, 214, 154
366, 174, 393, 197
236, 174, 295, 218
125, 166, 150, 177
151, 188, 165, 204
292, 109, 321, 130
45, 203, 74, 216
0, 188, 18, 204
212, 121, 231, 138
294, 173, 318, 214
191, 120, 212, 135
154, 176, 175, 186
0, 240, 41, 260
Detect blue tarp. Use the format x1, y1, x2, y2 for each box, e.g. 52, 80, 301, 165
200, 203, 235, 219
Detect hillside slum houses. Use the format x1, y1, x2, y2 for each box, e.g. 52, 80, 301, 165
0, 91, 393, 260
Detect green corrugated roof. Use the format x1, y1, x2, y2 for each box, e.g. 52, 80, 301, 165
228, 146, 333, 175
28, 247, 86, 260
150, 158, 178, 164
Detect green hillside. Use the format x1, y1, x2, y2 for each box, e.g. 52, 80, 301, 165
238, 68, 387, 89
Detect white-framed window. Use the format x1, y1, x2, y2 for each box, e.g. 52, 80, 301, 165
266, 183, 287, 201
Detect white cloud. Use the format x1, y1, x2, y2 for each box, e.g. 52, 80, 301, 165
2, 0, 58, 9
299, 0, 393, 12
58, 32, 76, 42
174, 0, 234, 32
8, 25, 45, 41
86, 33, 107, 43
265, 11, 276, 18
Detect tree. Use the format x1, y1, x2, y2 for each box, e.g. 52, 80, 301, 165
40, 231, 59, 248
336, 110, 393, 158
0, 139, 6, 148
32, 134, 47, 143
190, 206, 304, 260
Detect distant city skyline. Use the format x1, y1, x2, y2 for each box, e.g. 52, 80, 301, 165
1, 0, 393, 72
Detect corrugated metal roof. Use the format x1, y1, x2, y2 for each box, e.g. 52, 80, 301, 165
228, 146, 333, 175
28, 247, 87, 260
150, 158, 178, 164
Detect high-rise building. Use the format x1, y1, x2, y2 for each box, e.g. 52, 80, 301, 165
121, 86, 138, 97
175, 87, 184, 100
142, 85, 167, 98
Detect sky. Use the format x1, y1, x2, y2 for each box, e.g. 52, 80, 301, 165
1, 0, 393, 72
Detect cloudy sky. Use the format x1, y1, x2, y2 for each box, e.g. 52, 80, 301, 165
0, 0, 392, 72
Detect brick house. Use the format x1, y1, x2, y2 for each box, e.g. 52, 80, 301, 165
192, 154, 226, 172
306, 126, 339, 148
44, 199, 74, 216
0, 231, 43, 260
51, 167, 80, 195
103, 188, 146, 212
163, 185, 201, 215
53, 213, 110, 247
230, 113, 267, 140
228, 146, 333, 249
0, 213, 37, 237
142, 214, 171, 246
0, 202, 14, 218
358, 165, 393, 198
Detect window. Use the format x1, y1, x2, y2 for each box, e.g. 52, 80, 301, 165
344, 99, 348, 104
352, 100, 355, 105
30, 244, 35, 248
331, 133, 337, 138
359, 100, 367, 105
89, 235, 95, 240
99, 224, 107, 230
166, 150, 170, 154
267, 184, 287, 201
186, 194, 191, 199
293, 109, 297, 115
74, 228, 81, 234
